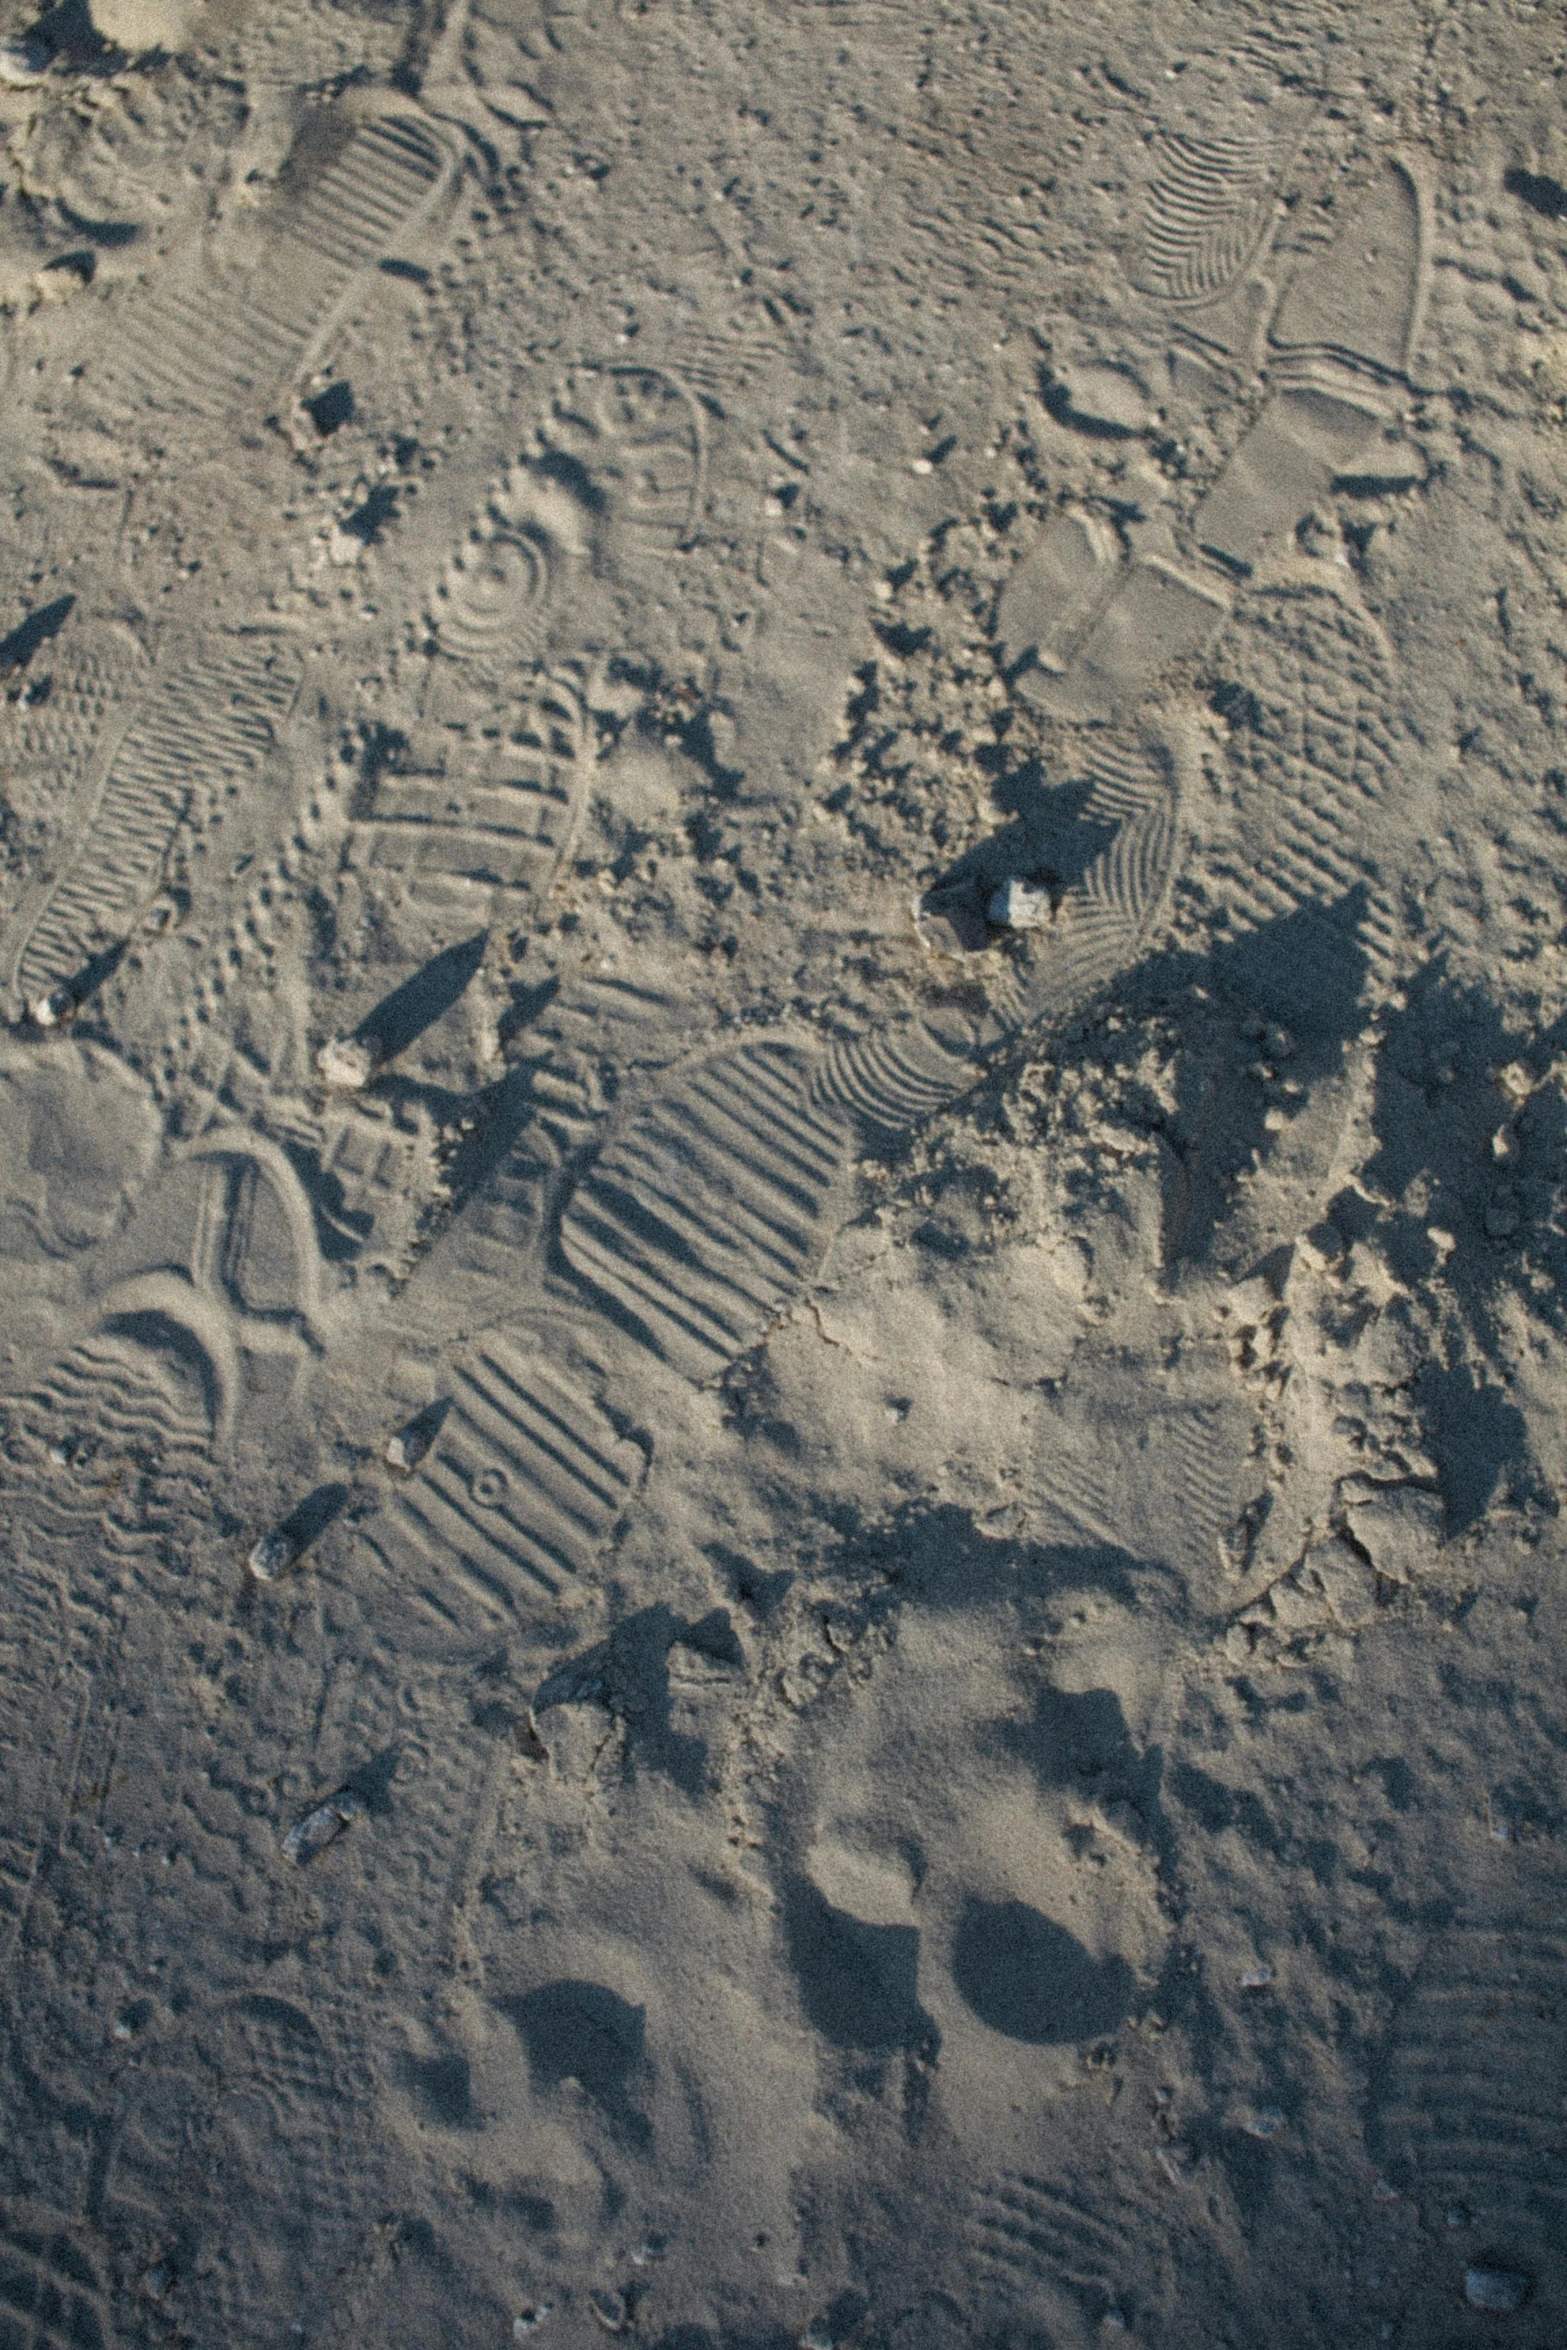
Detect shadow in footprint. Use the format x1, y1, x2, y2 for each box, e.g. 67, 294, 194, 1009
275, 1481, 351, 1557
0, 594, 74, 675
952, 1898, 1135, 2044
357, 932, 488, 1063
784, 1879, 931, 2053
501, 1981, 651, 2151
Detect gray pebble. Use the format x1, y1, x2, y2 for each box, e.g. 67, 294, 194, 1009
282, 1789, 364, 1864
1464, 2265, 1530, 2314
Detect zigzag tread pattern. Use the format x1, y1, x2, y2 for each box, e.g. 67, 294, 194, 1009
558, 1043, 850, 1378
369, 1337, 643, 1630
967, 2169, 1173, 2317
1208, 588, 1399, 957
16, 642, 299, 1001
1135, 127, 1281, 305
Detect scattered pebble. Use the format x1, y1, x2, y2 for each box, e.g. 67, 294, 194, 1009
316, 1033, 382, 1090
31, 986, 75, 1029
1464, 2265, 1530, 2314
1239, 1964, 1275, 1990
513, 2305, 552, 2337
1238, 2105, 1285, 2139
987, 875, 1054, 930
282, 1789, 364, 1865
248, 1528, 299, 1582
587, 2289, 629, 2333
386, 1417, 434, 1474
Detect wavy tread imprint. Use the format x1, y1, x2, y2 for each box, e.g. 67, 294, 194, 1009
100, 113, 446, 425
815, 1023, 984, 1133
14, 641, 299, 1004
0, 2221, 110, 2350
1371, 1921, 1567, 2235
369, 1337, 643, 1632
558, 1043, 850, 1380
1136, 128, 1282, 306
967, 2170, 1175, 2319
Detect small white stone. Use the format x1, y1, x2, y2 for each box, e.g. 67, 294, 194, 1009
316, 1033, 380, 1090
248, 1529, 298, 1582
987, 876, 1054, 930
513, 2307, 553, 2338
1464, 2265, 1530, 2315
385, 1419, 433, 1474
1239, 1964, 1274, 1990
1238, 2105, 1285, 2138
910, 456, 934, 474
32, 985, 75, 1028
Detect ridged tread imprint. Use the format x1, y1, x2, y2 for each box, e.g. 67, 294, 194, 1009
1135, 127, 1286, 307
369, 1338, 644, 1629
10, 639, 299, 1006
94, 111, 449, 427
1207, 585, 1402, 966
1370, 1918, 1567, 2242
558, 1042, 851, 1380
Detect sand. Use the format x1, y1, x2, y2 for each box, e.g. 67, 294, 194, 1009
0, 0, 1565, 2343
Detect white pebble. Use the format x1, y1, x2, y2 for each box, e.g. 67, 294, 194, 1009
248, 1529, 298, 1582
32, 985, 75, 1029
385, 1419, 433, 1474
513, 2307, 553, 2338
987, 875, 1054, 930
1238, 2105, 1285, 2139
282, 1789, 364, 1865
316, 1033, 381, 1090
1464, 2266, 1529, 2315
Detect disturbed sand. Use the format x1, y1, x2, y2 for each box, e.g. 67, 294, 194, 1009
1, 1, 1567, 2344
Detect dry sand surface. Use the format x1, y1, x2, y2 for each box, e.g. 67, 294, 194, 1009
1, 0, 1566, 2342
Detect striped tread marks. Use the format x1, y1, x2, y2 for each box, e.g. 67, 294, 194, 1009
1370, 1918, 1567, 2252
814, 1021, 985, 1135
558, 1043, 851, 1380
1207, 586, 1402, 965
0, 2218, 111, 2350
357, 672, 590, 908
282, 113, 449, 271
12, 639, 299, 1008
967, 2169, 1178, 2331
1004, 742, 1182, 1035
371, 1338, 643, 1632
97, 109, 448, 428
1135, 126, 1284, 307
